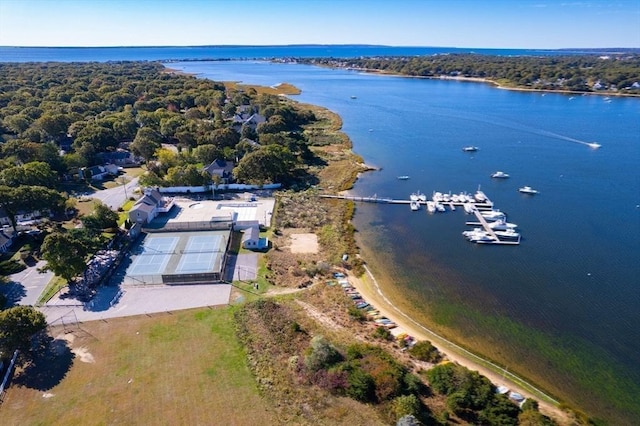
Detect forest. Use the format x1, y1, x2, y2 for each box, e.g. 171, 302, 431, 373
299, 53, 640, 94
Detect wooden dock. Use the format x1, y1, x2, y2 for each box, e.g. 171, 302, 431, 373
468, 209, 521, 245
318, 194, 493, 209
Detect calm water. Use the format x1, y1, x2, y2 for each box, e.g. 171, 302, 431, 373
0, 45, 605, 63
171, 60, 640, 421
3, 47, 638, 420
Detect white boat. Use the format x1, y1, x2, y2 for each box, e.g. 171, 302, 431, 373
410, 192, 419, 201
435, 203, 446, 212
442, 192, 451, 202
418, 192, 427, 202
463, 203, 475, 214
481, 210, 506, 221
410, 200, 420, 211
474, 190, 488, 202
488, 220, 518, 230
397, 175, 410, 180
432, 192, 443, 202
451, 194, 460, 202
491, 171, 510, 179
464, 229, 494, 243
462, 146, 479, 152
426, 201, 436, 213
518, 186, 539, 195
495, 229, 520, 239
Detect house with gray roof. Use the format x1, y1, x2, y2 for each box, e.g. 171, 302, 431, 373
203, 159, 234, 183
128, 188, 175, 225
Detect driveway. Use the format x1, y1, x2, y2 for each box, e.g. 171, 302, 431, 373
1, 260, 54, 306
91, 177, 139, 209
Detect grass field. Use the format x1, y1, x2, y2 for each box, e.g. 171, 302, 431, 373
2, 307, 276, 425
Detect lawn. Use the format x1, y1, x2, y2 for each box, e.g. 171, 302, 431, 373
2, 307, 276, 425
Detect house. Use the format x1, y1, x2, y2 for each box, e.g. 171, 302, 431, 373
203, 159, 234, 183
242, 226, 268, 250
79, 165, 111, 181
0, 230, 14, 253
99, 150, 139, 166
128, 188, 175, 225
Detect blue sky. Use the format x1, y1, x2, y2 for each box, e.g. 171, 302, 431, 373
0, 0, 638, 48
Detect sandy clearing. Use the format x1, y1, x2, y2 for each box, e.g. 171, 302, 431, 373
289, 233, 319, 253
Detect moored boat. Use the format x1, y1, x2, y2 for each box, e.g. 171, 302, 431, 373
518, 186, 539, 195
462, 146, 479, 152
491, 171, 510, 178
410, 200, 420, 211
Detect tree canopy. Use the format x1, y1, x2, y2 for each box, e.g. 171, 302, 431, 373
0, 306, 47, 360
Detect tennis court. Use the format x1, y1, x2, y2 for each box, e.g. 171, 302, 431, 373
127, 236, 178, 276
124, 230, 229, 285
176, 235, 225, 274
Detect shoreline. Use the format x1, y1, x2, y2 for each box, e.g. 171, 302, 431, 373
345, 264, 571, 423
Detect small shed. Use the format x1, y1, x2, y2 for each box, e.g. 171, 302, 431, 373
242, 226, 268, 250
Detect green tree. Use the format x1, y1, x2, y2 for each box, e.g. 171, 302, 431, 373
81, 202, 118, 232
0, 306, 47, 360
233, 144, 296, 184
391, 394, 421, 420
41, 232, 89, 283
0, 185, 65, 231
131, 127, 162, 163
0, 161, 57, 188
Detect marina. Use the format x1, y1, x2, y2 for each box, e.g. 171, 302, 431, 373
320, 189, 521, 245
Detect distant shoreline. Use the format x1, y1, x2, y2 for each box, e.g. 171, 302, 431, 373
347, 67, 640, 98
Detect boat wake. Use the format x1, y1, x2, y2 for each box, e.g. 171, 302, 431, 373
433, 108, 602, 149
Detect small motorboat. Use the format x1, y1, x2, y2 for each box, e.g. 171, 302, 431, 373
519, 186, 539, 195
491, 171, 510, 179
462, 146, 479, 152
410, 200, 420, 211
397, 175, 410, 180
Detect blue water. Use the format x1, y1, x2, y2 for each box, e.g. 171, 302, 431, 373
170, 60, 640, 420
0, 45, 608, 63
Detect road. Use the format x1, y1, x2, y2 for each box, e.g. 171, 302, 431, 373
1, 260, 54, 307
91, 177, 139, 209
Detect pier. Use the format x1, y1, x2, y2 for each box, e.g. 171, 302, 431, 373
319, 190, 521, 246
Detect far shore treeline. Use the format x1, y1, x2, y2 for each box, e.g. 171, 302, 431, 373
297, 53, 640, 95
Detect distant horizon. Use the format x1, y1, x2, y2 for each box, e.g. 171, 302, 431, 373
1, 44, 638, 52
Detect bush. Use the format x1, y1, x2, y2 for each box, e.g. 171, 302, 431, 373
391, 394, 421, 420
372, 325, 392, 340
346, 368, 376, 402
0, 259, 26, 275
304, 335, 342, 372
408, 340, 441, 363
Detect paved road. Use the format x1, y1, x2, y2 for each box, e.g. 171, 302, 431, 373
91, 177, 139, 209
1, 260, 54, 306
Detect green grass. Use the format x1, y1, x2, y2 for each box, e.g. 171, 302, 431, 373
36, 276, 67, 306
3, 308, 277, 425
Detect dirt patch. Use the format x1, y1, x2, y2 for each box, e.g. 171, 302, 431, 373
56, 332, 95, 364
289, 233, 319, 254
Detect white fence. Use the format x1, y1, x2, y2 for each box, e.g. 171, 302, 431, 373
157, 183, 281, 194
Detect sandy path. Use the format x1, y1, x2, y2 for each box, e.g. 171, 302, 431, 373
347, 266, 572, 425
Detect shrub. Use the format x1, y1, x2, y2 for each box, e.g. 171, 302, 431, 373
304, 335, 342, 372
408, 340, 441, 363
346, 368, 376, 402
391, 394, 421, 420
372, 325, 392, 340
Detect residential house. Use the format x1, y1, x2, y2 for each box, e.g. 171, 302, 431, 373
0, 230, 15, 253
242, 226, 268, 250
203, 159, 234, 183
79, 165, 110, 181
99, 150, 139, 167
128, 188, 175, 225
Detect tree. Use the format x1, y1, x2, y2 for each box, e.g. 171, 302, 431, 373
41, 232, 89, 283
0, 185, 65, 231
391, 394, 421, 420
81, 202, 119, 232
0, 161, 57, 188
165, 164, 208, 187
233, 144, 296, 184
131, 127, 162, 163
0, 306, 47, 360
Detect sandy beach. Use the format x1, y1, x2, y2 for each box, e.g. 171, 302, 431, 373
346, 265, 572, 424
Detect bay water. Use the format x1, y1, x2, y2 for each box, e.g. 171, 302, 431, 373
171, 60, 640, 421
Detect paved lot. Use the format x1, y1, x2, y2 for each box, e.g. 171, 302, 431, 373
91, 177, 139, 209
1, 260, 54, 306
40, 283, 231, 324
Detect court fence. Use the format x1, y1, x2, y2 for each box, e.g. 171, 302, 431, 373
143, 220, 233, 233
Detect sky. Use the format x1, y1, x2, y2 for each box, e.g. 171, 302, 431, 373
0, 0, 638, 49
